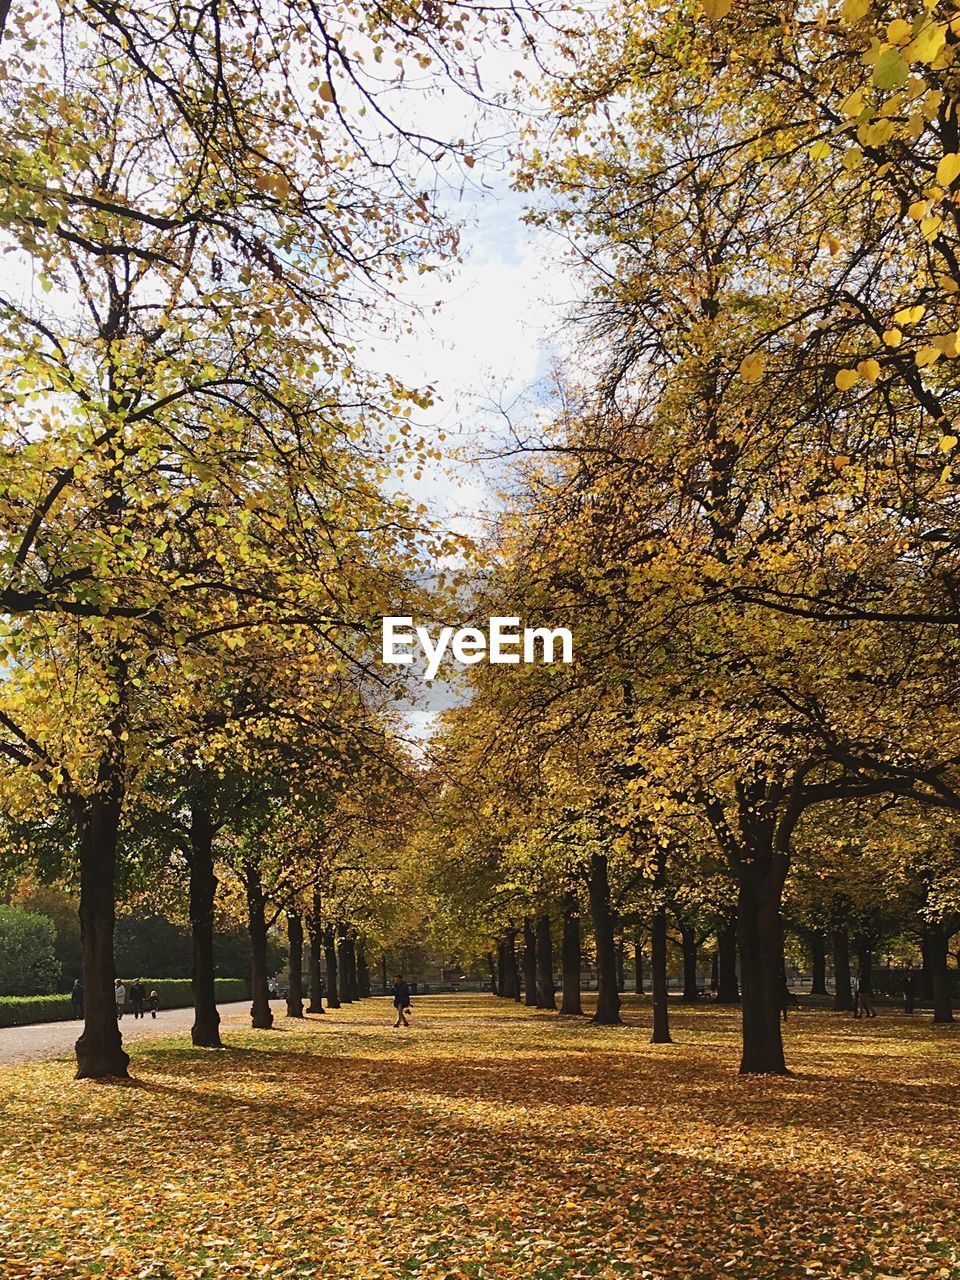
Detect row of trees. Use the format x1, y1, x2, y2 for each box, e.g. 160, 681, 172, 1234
0, 0, 525, 1076
410, 0, 960, 1073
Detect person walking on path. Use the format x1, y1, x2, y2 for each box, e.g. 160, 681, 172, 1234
130, 978, 146, 1020
903, 971, 915, 1015
71, 978, 83, 1020
854, 970, 876, 1019
148, 989, 159, 1019
114, 978, 126, 1020
391, 974, 411, 1028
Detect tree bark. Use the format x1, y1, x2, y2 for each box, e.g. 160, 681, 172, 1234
925, 923, 955, 1024
680, 922, 699, 1003
832, 926, 853, 1011
523, 916, 538, 1006
736, 867, 786, 1074
855, 936, 874, 995
188, 789, 222, 1048
535, 913, 557, 1009
560, 892, 583, 1015
336, 927, 353, 1003
324, 924, 340, 1008
244, 860, 273, 1029
357, 940, 370, 998
588, 852, 622, 1025
717, 916, 739, 1003
75, 793, 130, 1079
810, 932, 828, 996
286, 912, 304, 1017
651, 910, 671, 1044
307, 888, 324, 1013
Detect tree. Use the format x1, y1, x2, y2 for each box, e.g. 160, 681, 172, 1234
0, 905, 59, 994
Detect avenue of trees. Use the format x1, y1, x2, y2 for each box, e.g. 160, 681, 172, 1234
1, 0, 959, 1082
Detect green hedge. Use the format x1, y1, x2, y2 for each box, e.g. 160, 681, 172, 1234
0, 994, 73, 1028
0, 978, 249, 1029
117, 978, 249, 1010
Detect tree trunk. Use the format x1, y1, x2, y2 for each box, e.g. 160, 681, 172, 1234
345, 932, 360, 1002
307, 888, 324, 1013
357, 940, 370, 998
381, 953, 388, 995
75, 794, 130, 1079
832, 925, 853, 1010
188, 790, 222, 1048
855, 936, 874, 995
588, 852, 622, 1025
523, 916, 538, 1006
736, 868, 786, 1074
680, 922, 699, 1003
487, 950, 498, 995
560, 892, 582, 1015
535, 913, 557, 1009
286, 912, 304, 1018
810, 932, 828, 996
717, 916, 739, 1003
499, 927, 518, 1000
323, 925, 340, 1008
336, 927, 353, 1003
651, 905, 671, 1044
245, 861, 273, 1030
634, 931, 644, 993
509, 928, 521, 1002
925, 923, 955, 1024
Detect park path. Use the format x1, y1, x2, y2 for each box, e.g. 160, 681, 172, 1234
0, 999, 274, 1065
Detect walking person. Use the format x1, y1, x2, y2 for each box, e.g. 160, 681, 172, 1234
903, 971, 915, 1015
114, 977, 126, 1020
148, 989, 160, 1019
71, 977, 84, 1020
391, 973, 411, 1028
857, 969, 876, 1019
130, 978, 146, 1020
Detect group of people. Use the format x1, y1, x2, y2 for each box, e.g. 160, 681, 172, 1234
114, 979, 159, 1020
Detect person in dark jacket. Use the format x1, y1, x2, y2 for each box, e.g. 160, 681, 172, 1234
391, 974, 411, 1028
71, 978, 84, 1020
130, 978, 146, 1020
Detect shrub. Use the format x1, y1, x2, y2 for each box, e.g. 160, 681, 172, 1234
0, 995, 73, 1028
117, 978, 249, 1009
0, 906, 60, 995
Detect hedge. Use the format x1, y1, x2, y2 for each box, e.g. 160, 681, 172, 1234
0, 978, 249, 1028
0, 994, 73, 1028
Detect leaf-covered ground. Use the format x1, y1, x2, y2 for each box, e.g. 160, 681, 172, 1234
0, 996, 957, 1280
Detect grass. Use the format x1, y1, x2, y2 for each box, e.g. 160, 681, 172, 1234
0, 995, 957, 1279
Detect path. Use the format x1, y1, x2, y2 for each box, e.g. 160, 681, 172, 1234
0, 999, 272, 1065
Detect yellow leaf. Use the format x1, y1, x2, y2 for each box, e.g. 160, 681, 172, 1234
938, 435, 958, 451
318, 81, 335, 102
907, 199, 929, 219
857, 358, 881, 382
887, 18, 911, 43
915, 345, 941, 366
905, 21, 947, 63
835, 368, 860, 390
842, 0, 870, 21
893, 305, 925, 325
701, 0, 734, 16
739, 353, 765, 384
883, 328, 903, 347
936, 153, 960, 185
